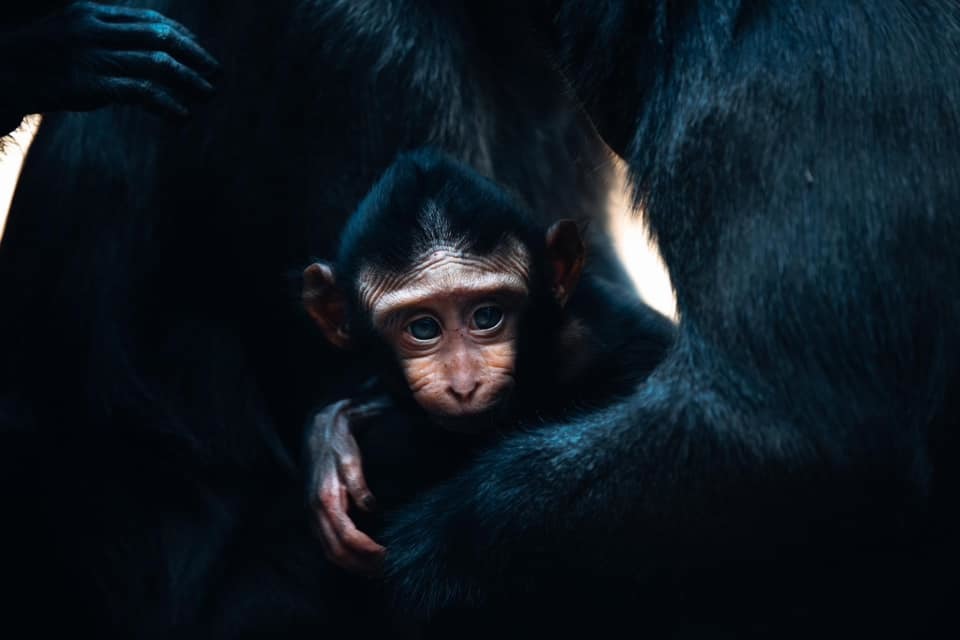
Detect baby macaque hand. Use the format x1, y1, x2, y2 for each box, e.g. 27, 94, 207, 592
304, 397, 389, 575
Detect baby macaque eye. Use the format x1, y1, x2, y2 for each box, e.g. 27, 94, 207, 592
472, 306, 503, 330
408, 316, 441, 341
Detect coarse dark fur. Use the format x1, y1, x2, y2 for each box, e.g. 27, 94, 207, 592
1, 2, 89, 137
0, 1, 624, 637
0, 1, 70, 25
381, 1, 960, 636
0, 1, 220, 142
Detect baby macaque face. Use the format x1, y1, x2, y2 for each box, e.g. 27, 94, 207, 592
303, 211, 584, 432
359, 244, 530, 420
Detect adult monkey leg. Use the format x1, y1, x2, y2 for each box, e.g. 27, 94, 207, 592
383, 1, 960, 634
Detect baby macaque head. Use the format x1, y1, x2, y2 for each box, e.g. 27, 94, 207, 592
303, 150, 584, 425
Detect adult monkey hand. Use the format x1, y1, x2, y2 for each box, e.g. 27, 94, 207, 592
304, 398, 387, 575
0, 2, 219, 133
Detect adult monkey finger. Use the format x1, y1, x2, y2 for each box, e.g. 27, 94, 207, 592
94, 18, 220, 77
90, 3, 202, 42
98, 76, 189, 119
110, 51, 214, 99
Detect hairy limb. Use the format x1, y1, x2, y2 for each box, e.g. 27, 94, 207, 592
0, 2, 218, 127
380, 353, 844, 618
304, 396, 392, 575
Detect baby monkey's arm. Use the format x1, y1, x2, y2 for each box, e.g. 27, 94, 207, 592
304, 394, 391, 575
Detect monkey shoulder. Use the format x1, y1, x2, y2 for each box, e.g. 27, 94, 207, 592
524, 273, 676, 418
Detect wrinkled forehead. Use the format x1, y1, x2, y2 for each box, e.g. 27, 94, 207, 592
357, 237, 531, 322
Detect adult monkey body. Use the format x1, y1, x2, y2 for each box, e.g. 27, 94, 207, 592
0, 1, 622, 636
379, 1, 960, 636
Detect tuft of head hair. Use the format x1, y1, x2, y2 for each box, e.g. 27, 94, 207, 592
336, 148, 544, 283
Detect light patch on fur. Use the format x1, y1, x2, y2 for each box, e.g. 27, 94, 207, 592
413, 199, 465, 254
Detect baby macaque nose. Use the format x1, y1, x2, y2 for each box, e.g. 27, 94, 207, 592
448, 378, 480, 402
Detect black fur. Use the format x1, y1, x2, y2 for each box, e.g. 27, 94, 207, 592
337, 150, 543, 288
381, 1, 960, 636
0, 1, 622, 637
0, 1, 219, 139
0, 1, 71, 25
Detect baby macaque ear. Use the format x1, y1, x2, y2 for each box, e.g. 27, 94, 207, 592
545, 219, 586, 307
302, 262, 352, 349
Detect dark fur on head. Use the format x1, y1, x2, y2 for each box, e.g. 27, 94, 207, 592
334, 148, 560, 346
336, 149, 544, 280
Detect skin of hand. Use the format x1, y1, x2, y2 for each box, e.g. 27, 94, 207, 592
0, 2, 219, 124
305, 399, 388, 575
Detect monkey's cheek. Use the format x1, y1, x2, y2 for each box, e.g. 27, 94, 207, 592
473, 379, 515, 412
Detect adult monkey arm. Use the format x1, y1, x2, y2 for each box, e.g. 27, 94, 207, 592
382, 356, 823, 614
0, 1, 218, 136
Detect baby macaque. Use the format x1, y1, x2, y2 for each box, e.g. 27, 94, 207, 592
301, 149, 675, 573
